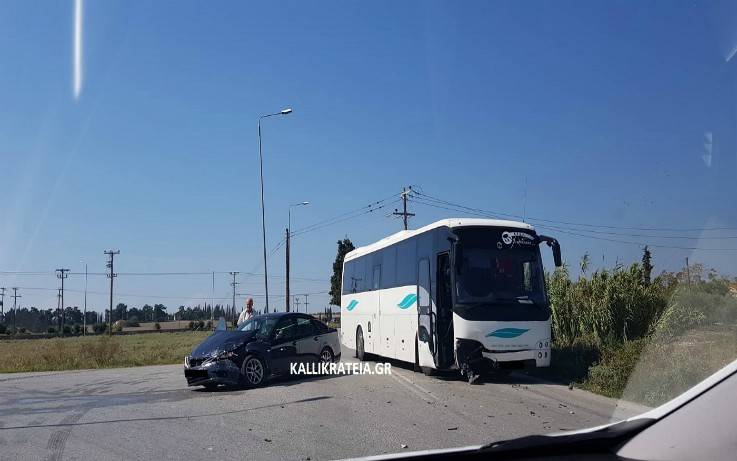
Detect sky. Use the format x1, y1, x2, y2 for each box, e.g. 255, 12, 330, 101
1, 0, 737, 314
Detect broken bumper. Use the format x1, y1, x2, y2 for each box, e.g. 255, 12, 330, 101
184, 358, 242, 387
482, 348, 550, 368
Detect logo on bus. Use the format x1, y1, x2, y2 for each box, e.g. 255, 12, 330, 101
397, 294, 417, 309
486, 328, 529, 339
346, 300, 359, 311
501, 231, 535, 247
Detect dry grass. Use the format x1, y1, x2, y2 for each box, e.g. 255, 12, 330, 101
0, 331, 210, 373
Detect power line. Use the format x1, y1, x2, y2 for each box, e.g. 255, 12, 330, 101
410, 195, 737, 251
0, 270, 328, 282
412, 190, 737, 233
289, 194, 402, 239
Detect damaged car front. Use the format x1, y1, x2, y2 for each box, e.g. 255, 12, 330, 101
184, 330, 259, 388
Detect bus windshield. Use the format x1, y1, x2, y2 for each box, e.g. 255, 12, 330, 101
454, 227, 547, 306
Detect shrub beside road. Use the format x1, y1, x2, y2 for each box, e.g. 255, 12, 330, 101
542, 254, 737, 406
0, 331, 209, 373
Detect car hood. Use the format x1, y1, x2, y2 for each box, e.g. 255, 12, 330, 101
190, 330, 258, 358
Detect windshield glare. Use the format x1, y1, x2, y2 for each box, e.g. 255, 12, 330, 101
455, 228, 546, 305
236, 316, 278, 336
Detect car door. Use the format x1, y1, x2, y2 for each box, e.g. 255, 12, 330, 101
269, 317, 299, 376
294, 317, 320, 364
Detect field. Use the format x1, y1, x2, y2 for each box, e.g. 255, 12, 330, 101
0, 331, 210, 373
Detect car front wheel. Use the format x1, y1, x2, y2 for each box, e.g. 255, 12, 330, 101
241, 356, 266, 387
320, 347, 334, 364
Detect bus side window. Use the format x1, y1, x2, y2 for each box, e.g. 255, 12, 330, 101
418, 258, 431, 308
372, 265, 381, 290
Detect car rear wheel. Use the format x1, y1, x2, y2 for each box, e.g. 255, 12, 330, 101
241, 356, 266, 387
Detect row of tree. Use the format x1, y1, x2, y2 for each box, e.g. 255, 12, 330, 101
0, 301, 255, 334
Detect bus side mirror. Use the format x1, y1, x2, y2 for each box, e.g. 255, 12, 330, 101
539, 235, 562, 267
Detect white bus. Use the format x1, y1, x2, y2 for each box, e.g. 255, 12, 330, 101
340, 218, 562, 380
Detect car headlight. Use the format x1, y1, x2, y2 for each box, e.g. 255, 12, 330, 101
215, 350, 237, 360
184, 356, 190, 368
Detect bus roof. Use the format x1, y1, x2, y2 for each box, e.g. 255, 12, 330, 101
344, 218, 535, 261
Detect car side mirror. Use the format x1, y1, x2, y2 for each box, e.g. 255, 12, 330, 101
539, 235, 562, 267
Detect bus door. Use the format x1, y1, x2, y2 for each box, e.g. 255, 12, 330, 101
417, 258, 436, 367
435, 252, 454, 368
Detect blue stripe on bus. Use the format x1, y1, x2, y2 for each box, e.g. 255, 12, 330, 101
397, 293, 417, 309
485, 328, 529, 339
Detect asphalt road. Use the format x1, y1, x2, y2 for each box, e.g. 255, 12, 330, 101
0, 352, 648, 461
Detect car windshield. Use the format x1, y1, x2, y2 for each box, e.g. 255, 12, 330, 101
2, 1, 736, 460
455, 228, 547, 305
235, 316, 279, 336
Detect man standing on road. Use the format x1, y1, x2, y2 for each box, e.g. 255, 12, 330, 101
237, 298, 254, 325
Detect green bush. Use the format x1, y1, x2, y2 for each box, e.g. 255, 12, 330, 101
0, 324, 7, 334
93, 323, 108, 334
583, 339, 648, 399
547, 263, 667, 347
154, 322, 161, 330
653, 279, 737, 340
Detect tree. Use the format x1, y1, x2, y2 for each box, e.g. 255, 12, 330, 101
329, 238, 355, 306
153, 304, 167, 322
641, 246, 653, 286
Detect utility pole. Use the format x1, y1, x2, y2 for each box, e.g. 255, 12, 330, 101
685, 257, 691, 290
392, 186, 415, 230
229, 271, 239, 324
0, 287, 5, 324
285, 228, 290, 311
56, 289, 62, 333
83, 263, 88, 336
11, 287, 20, 333
286, 201, 309, 313
303, 294, 309, 315
56, 268, 70, 335
294, 296, 301, 313
104, 250, 120, 336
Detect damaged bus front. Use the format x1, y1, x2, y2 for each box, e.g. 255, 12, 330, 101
448, 225, 562, 381
340, 218, 562, 382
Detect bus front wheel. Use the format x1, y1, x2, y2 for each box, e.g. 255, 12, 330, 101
356, 326, 366, 361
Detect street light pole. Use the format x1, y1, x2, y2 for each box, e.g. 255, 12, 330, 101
286, 201, 309, 312
257, 108, 292, 313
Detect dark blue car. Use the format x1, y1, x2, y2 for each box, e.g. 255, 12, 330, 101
184, 312, 341, 389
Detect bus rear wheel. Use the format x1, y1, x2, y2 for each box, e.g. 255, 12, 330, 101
356, 326, 366, 361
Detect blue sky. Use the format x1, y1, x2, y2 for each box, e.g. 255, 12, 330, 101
1, 1, 736, 313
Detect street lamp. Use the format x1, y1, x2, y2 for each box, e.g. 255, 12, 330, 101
258, 107, 293, 313
286, 201, 310, 311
